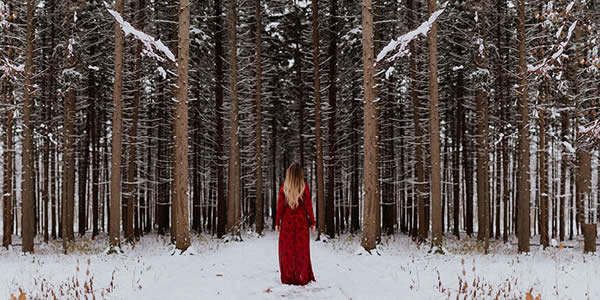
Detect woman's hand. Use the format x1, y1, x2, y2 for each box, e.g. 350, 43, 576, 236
311, 225, 316, 233
275, 225, 280, 232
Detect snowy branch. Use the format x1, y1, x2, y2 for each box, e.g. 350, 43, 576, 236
104, 2, 176, 63
527, 21, 577, 75
0, 57, 24, 78
527, 1, 577, 76
376, 2, 447, 63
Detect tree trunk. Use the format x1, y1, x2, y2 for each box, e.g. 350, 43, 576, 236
22, 0, 36, 253
295, 6, 305, 168
516, 0, 530, 253
173, 0, 191, 251
428, 0, 442, 250
62, 5, 77, 253
226, 0, 241, 238
407, 0, 426, 243
326, 0, 337, 239
254, 0, 264, 235
538, 84, 549, 248
213, 0, 226, 239
312, 0, 326, 240
110, 0, 125, 249
360, 0, 379, 252
350, 86, 360, 233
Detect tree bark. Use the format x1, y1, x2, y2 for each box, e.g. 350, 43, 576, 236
360, 0, 379, 252
226, 0, 241, 238
62, 4, 77, 253
254, 0, 264, 235
213, 0, 226, 238
173, 0, 191, 251
312, 0, 326, 240
517, 0, 530, 253
428, 0, 442, 250
22, 0, 36, 253
407, 0, 426, 243
110, 0, 125, 249
538, 84, 549, 248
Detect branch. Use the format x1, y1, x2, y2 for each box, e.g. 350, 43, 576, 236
104, 2, 176, 63
376, 2, 447, 63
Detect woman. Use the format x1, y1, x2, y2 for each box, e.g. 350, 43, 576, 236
275, 162, 316, 285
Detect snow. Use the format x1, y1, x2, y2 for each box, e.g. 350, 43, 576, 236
157, 66, 167, 79
377, 2, 447, 63
565, 1, 575, 14
2, 232, 600, 299
385, 66, 395, 79
105, 2, 176, 63
562, 141, 576, 153
0, 58, 24, 75
528, 21, 577, 75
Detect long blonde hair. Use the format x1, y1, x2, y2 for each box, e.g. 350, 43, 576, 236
283, 162, 305, 209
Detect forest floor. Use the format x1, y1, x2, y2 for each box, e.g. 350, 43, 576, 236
0, 230, 599, 299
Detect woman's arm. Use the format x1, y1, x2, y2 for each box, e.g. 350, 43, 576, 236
275, 185, 285, 228
303, 183, 316, 227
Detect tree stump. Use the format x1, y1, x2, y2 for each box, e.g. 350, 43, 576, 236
583, 224, 596, 253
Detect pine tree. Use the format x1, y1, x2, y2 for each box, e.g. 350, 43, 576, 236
360, 0, 379, 252
110, 0, 125, 249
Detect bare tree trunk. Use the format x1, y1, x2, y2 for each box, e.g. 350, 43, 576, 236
294, 6, 305, 168
173, 0, 191, 251
62, 4, 77, 253
360, 0, 379, 252
1, 30, 13, 250
254, 0, 264, 235
350, 86, 360, 233
110, 0, 125, 249
326, 0, 339, 235
22, 0, 36, 253
226, 0, 241, 238
407, 0, 426, 242
213, 0, 226, 239
516, 0, 530, 253
312, 0, 326, 240
538, 84, 549, 248
428, 0, 442, 250
125, 0, 145, 243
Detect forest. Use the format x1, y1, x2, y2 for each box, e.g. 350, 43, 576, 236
0, 0, 599, 298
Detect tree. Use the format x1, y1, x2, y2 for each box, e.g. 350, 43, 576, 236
63, 3, 77, 252
428, 0, 442, 251
254, 0, 264, 235
226, 0, 241, 238
516, 0, 530, 253
360, 0, 379, 252
326, 0, 337, 239
214, 0, 226, 239
312, 0, 326, 239
406, 0, 426, 242
474, 4, 489, 253
22, 0, 36, 253
110, 0, 125, 249
173, 0, 191, 251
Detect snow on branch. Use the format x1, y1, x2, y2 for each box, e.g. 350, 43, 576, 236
527, 21, 577, 75
580, 120, 600, 138
104, 2, 176, 63
0, 57, 24, 78
376, 2, 447, 63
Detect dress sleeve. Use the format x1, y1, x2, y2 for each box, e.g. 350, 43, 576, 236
303, 183, 316, 227
276, 184, 285, 227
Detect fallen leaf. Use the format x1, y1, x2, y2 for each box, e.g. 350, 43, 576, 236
216, 274, 223, 277
265, 288, 272, 293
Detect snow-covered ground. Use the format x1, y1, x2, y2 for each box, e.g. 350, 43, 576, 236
1, 231, 599, 299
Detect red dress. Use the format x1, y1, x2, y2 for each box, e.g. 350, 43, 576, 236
276, 182, 316, 285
